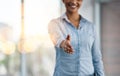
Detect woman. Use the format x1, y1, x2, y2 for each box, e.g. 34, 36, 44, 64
48, 0, 105, 76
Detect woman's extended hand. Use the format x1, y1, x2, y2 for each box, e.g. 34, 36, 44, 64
60, 35, 74, 54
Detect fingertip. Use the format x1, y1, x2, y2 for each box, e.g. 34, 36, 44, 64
66, 34, 70, 40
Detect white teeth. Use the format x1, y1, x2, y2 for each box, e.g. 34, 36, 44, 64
71, 5, 76, 8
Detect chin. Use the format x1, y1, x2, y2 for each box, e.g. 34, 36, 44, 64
67, 10, 78, 14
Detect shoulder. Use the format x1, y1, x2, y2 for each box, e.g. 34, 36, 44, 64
48, 17, 61, 26
81, 17, 96, 34
82, 17, 94, 27
48, 17, 62, 31
83, 17, 95, 28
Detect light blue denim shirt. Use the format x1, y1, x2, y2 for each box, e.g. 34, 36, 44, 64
48, 14, 105, 76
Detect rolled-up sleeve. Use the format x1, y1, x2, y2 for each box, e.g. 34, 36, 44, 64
48, 19, 64, 48
92, 26, 105, 76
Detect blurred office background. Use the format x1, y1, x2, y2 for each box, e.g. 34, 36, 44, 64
0, 0, 120, 76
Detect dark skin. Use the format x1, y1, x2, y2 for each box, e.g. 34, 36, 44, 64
60, 0, 83, 54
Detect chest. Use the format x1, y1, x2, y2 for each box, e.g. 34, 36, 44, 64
64, 25, 95, 48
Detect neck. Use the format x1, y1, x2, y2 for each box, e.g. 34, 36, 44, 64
66, 12, 81, 28
66, 12, 80, 22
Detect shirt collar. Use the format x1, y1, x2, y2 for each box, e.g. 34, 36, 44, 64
61, 13, 70, 23
60, 13, 86, 29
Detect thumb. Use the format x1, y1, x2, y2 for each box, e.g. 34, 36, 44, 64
66, 35, 70, 41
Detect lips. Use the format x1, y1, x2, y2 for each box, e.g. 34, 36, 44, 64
68, 3, 78, 9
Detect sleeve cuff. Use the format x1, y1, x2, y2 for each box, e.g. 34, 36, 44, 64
56, 38, 64, 48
